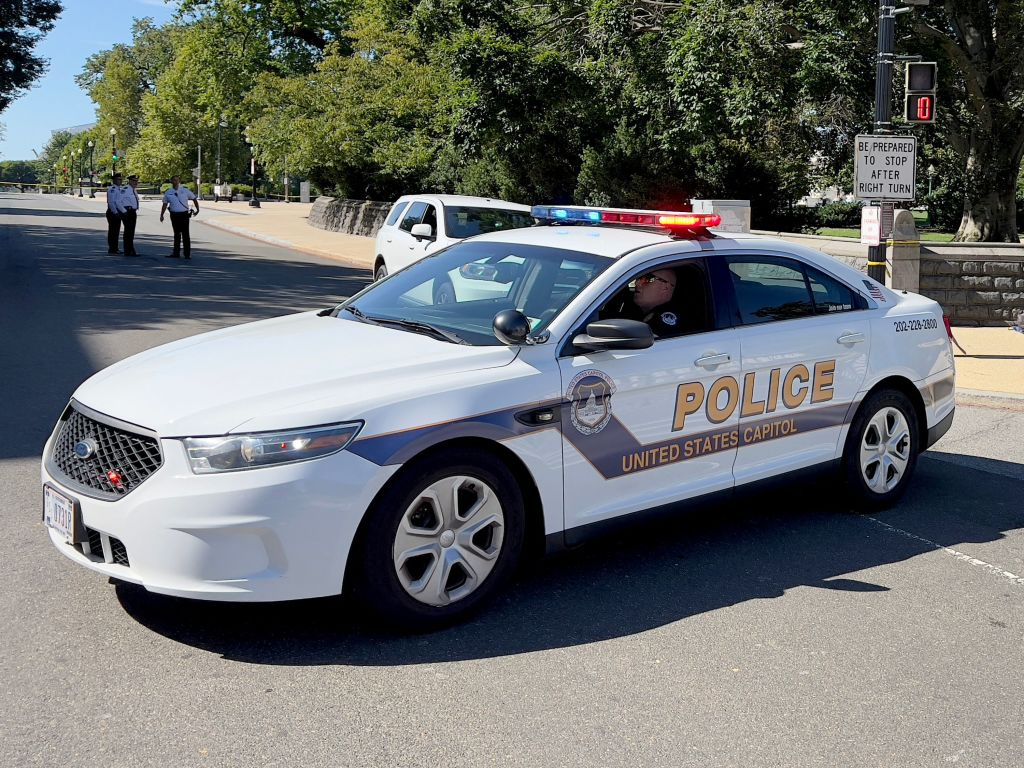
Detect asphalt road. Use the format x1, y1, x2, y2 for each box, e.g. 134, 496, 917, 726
2, 192, 1022, 768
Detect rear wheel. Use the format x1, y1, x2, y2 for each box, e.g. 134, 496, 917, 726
352, 449, 524, 629
843, 389, 919, 512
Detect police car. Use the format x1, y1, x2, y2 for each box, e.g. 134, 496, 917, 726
41, 206, 955, 628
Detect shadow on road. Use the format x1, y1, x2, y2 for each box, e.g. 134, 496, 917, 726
0, 221, 371, 461
0, 206, 103, 219
113, 455, 1023, 664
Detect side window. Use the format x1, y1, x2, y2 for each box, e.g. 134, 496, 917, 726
422, 205, 438, 236
596, 259, 714, 339
727, 258, 814, 324
805, 265, 866, 314
384, 201, 408, 226
399, 201, 427, 232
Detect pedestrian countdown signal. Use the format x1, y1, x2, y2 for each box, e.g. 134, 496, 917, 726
904, 62, 937, 124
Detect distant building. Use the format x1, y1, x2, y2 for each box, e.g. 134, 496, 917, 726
52, 122, 96, 137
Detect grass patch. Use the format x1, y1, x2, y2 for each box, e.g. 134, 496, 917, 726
817, 227, 955, 242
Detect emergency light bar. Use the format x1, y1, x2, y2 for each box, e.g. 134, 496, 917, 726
531, 205, 721, 235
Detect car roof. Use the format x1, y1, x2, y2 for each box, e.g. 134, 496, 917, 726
469, 223, 678, 258
397, 194, 532, 212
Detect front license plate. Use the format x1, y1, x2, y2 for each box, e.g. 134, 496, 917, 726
43, 485, 77, 544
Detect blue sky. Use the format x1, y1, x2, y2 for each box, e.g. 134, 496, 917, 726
0, 0, 178, 161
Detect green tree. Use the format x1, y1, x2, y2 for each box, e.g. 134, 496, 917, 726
0, 0, 62, 114
0, 160, 39, 184
911, 4, 1024, 241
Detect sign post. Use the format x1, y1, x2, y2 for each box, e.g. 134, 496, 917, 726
855, 133, 917, 284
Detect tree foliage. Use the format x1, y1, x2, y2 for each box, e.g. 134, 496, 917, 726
0, 0, 62, 114
73, 0, 1022, 239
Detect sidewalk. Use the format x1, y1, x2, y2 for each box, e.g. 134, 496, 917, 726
201, 200, 375, 269
176, 198, 1024, 399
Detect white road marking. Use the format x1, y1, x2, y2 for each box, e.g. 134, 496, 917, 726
868, 517, 1024, 586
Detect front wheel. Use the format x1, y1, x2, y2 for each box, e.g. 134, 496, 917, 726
351, 449, 525, 629
374, 261, 388, 281
843, 389, 919, 512
433, 278, 456, 305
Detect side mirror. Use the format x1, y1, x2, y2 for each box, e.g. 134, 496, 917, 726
411, 223, 434, 240
573, 319, 653, 351
493, 309, 531, 345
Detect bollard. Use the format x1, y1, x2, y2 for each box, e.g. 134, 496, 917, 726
888, 209, 920, 293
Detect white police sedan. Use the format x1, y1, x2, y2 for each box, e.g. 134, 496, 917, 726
41, 206, 955, 628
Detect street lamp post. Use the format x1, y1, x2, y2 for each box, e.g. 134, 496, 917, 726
217, 116, 227, 185
87, 140, 95, 197
927, 164, 936, 196
244, 127, 260, 208
61, 154, 67, 193
110, 127, 117, 175
51, 163, 57, 194
77, 148, 84, 196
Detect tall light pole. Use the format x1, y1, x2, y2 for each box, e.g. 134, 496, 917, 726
77, 148, 84, 196
51, 163, 57, 194
87, 140, 95, 197
245, 126, 260, 208
110, 127, 117, 175
217, 116, 227, 184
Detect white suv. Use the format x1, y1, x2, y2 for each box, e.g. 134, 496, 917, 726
373, 195, 533, 284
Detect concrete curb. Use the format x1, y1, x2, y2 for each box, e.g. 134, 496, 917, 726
956, 388, 1024, 402
202, 215, 372, 270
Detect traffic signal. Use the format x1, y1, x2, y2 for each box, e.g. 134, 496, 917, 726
904, 62, 937, 123
112, 150, 120, 162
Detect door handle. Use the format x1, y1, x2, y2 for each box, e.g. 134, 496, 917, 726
837, 332, 865, 345
695, 353, 731, 368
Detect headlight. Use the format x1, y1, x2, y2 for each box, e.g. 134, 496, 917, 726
183, 422, 363, 474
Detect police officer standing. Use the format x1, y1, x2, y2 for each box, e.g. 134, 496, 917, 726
105, 172, 125, 254
121, 174, 141, 257
160, 175, 199, 259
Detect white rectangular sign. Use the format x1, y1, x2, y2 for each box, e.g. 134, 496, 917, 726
860, 205, 881, 245
854, 134, 917, 201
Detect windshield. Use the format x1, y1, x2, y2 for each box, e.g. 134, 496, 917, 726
445, 207, 535, 239
340, 241, 613, 346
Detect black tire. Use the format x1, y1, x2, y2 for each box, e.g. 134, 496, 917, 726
374, 261, 388, 281
842, 389, 919, 512
433, 278, 456, 305
351, 449, 525, 630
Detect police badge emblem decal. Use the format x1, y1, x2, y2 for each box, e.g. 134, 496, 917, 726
660, 311, 677, 326
566, 369, 615, 435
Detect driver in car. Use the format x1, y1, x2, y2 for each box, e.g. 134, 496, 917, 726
601, 268, 686, 337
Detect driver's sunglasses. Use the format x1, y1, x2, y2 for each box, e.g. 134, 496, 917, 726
637, 274, 673, 288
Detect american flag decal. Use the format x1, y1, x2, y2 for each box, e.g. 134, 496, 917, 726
863, 279, 885, 302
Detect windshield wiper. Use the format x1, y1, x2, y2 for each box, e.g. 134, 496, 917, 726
341, 305, 379, 324
371, 317, 469, 345
342, 306, 467, 344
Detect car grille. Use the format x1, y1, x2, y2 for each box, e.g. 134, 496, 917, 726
50, 406, 162, 498
79, 526, 130, 567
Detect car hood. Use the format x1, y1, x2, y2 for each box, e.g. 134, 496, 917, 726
73, 312, 518, 436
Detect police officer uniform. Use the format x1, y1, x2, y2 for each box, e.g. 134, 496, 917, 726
121, 175, 141, 257
161, 182, 198, 259
105, 174, 124, 253
603, 295, 689, 338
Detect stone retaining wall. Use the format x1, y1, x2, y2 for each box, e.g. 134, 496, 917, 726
309, 196, 391, 237
919, 246, 1024, 325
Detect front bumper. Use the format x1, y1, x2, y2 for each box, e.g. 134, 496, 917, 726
40, 429, 396, 601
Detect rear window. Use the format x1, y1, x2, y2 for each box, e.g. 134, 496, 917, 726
444, 206, 534, 239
